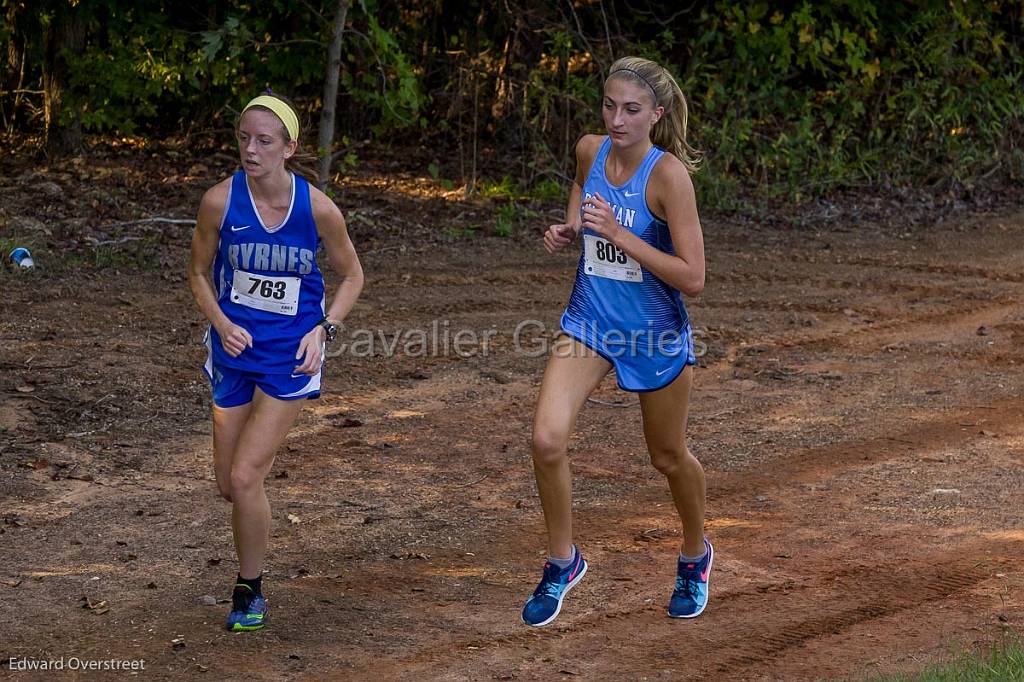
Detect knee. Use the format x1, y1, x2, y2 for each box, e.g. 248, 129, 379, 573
217, 481, 233, 502
649, 445, 689, 477
531, 427, 569, 468
229, 464, 265, 499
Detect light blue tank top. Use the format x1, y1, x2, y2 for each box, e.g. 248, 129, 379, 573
561, 136, 690, 349
209, 171, 325, 373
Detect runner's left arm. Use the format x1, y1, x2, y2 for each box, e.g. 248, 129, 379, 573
292, 189, 365, 374
580, 155, 704, 296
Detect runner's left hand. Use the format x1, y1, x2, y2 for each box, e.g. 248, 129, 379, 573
294, 326, 325, 375
581, 192, 620, 240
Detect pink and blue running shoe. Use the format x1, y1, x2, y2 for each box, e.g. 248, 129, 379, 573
521, 547, 588, 627
668, 537, 713, 618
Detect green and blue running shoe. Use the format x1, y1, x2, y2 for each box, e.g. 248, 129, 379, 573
226, 585, 267, 631
668, 537, 713, 618
521, 547, 587, 627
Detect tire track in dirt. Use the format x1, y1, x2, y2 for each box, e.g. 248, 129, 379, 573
372, 267, 571, 288
708, 558, 1002, 676
712, 398, 1024, 495
267, 285, 1024, 678
710, 269, 987, 294
809, 255, 1024, 284
715, 252, 1024, 285
54, 240, 1024, 679
723, 299, 1021, 357
283, 349, 1022, 680
298, 372, 1024, 680
323, 549, 1009, 680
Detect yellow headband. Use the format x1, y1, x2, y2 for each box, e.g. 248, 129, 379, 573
241, 95, 299, 141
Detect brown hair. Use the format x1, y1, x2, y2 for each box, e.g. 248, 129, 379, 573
606, 57, 702, 173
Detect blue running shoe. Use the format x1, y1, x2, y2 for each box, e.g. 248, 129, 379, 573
226, 586, 267, 631
521, 547, 587, 627
668, 538, 713, 618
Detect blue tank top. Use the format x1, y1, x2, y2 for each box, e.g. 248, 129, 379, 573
561, 136, 690, 350
209, 170, 325, 373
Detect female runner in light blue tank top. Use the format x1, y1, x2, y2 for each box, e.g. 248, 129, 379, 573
521, 57, 712, 627
188, 92, 364, 632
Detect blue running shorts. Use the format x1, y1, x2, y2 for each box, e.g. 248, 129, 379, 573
560, 320, 696, 393
204, 360, 322, 408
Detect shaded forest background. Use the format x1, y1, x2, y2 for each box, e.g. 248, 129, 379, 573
2, 0, 1022, 210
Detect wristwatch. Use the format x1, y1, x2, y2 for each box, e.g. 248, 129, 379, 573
317, 318, 340, 342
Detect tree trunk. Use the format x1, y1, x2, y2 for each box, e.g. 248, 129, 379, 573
42, 2, 86, 158
3, 2, 27, 131
317, 0, 351, 190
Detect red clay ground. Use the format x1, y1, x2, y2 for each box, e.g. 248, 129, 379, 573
1, 146, 1023, 681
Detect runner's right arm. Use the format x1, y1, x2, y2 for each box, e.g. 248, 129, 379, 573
544, 134, 601, 254
188, 179, 253, 357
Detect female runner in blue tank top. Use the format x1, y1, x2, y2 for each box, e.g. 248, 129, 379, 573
521, 57, 710, 627
188, 92, 363, 631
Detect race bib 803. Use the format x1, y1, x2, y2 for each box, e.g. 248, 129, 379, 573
230, 269, 301, 316
583, 234, 643, 283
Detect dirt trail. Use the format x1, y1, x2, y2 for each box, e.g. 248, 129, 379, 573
2, 208, 1023, 681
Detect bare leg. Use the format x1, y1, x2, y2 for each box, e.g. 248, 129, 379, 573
638, 366, 706, 557
212, 402, 253, 502
531, 337, 611, 558
227, 389, 304, 578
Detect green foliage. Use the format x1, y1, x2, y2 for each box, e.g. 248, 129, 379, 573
341, 11, 426, 136
478, 175, 517, 199
2, 0, 421, 137
80, 237, 166, 270
681, 1, 1024, 202
492, 202, 517, 237
491, 200, 538, 238
70, 16, 197, 132
428, 160, 454, 190
337, 149, 359, 175
1, 0, 1021, 205
530, 177, 564, 201
517, 29, 602, 182
442, 221, 479, 240
476, 174, 564, 204
0, 236, 32, 255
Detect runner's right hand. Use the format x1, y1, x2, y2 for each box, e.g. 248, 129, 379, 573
544, 223, 579, 253
217, 323, 253, 357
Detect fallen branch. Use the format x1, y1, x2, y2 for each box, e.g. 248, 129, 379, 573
66, 423, 112, 438
10, 393, 53, 404
85, 236, 145, 247
364, 245, 405, 255
586, 397, 637, 408
697, 407, 740, 419
455, 473, 489, 487
98, 217, 197, 228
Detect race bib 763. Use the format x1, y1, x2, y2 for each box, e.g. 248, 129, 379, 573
230, 269, 301, 316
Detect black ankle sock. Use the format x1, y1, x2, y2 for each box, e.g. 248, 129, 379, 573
232, 573, 262, 610
236, 573, 262, 594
